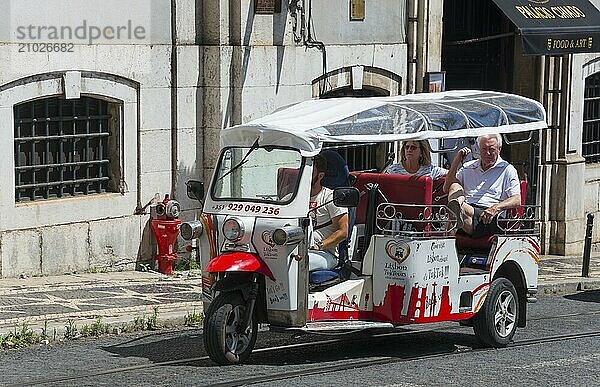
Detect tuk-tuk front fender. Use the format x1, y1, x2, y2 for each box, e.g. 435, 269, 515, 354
206, 252, 275, 281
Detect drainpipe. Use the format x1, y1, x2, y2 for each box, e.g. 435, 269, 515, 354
170, 0, 178, 198
407, 0, 419, 94
300, 0, 327, 94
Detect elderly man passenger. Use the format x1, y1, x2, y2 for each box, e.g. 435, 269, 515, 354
443, 134, 521, 237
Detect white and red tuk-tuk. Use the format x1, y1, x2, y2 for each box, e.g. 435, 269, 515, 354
181, 90, 546, 365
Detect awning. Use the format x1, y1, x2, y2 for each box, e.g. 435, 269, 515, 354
492, 0, 600, 55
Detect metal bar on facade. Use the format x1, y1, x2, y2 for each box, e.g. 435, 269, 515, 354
15, 160, 110, 170
85, 98, 90, 195
16, 176, 110, 190
14, 133, 110, 142
45, 100, 50, 199
14, 115, 111, 124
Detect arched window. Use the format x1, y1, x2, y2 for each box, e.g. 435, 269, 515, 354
315, 66, 401, 171
583, 73, 600, 163
14, 96, 122, 202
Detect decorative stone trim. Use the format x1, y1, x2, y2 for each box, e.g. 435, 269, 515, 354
312, 66, 402, 97
0, 71, 139, 231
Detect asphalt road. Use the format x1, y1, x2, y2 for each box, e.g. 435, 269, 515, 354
2, 290, 600, 387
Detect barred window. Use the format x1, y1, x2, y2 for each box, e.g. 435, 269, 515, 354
14, 96, 121, 202
323, 143, 384, 172
583, 73, 600, 163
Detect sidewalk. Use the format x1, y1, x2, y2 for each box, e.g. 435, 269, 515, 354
537, 253, 600, 293
0, 254, 599, 339
0, 271, 204, 339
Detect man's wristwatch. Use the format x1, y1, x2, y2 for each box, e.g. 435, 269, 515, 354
316, 241, 324, 250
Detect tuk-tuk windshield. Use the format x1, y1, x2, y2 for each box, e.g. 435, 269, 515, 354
212, 146, 304, 204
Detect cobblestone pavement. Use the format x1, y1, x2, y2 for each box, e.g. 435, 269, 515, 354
539, 254, 600, 281
0, 254, 598, 337
0, 271, 203, 336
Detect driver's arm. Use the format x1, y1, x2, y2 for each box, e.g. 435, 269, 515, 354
319, 213, 349, 250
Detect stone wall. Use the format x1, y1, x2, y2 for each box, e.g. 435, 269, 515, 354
0, 1, 174, 277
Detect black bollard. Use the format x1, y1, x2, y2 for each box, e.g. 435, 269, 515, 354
582, 213, 594, 278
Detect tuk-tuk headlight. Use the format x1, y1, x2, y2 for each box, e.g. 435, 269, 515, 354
223, 218, 244, 241
180, 220, 204, 240
272, 226, 304, 245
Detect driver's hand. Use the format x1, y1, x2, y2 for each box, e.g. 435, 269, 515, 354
480, 205, 499, 224
309, 244, 319, 250
452, 147, 471, 167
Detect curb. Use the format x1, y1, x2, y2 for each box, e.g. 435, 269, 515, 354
538, 278, 600, 295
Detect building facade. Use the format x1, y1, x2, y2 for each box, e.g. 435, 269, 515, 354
2, 0, 598, 278
0, 0, 425, 277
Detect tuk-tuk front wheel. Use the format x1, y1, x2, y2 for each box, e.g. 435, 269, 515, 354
203, 292, 258, 365
473, 278, 519, 347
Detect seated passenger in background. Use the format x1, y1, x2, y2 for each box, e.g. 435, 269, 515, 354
388, 140, 447, 179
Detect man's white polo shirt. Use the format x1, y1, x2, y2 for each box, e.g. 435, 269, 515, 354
456, 156, 520, 208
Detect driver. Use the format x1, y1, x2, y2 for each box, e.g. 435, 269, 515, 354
308, 154, 349, 271
443, 134, 521, 237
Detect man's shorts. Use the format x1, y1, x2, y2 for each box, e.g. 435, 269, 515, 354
471, 204, 502, 238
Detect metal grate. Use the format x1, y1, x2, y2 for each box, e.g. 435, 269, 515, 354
583, 73, 600, 163
323, 143, 381, 172
14, 97, 115, 202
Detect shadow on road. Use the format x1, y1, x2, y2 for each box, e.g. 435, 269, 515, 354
102, 331, 205, 363
102, 329, 481, 368
564, 290, 600, 303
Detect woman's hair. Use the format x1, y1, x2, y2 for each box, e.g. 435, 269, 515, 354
400, 140, 432, 166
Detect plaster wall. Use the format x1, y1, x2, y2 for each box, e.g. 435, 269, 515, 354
0, 1, 175, 277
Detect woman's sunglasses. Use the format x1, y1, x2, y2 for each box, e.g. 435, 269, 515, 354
404, 144, 419, 150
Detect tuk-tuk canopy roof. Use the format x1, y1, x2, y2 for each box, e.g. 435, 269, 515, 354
220, 90, 547, 156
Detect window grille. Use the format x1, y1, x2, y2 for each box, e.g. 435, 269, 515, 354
14, 97, 120, 202
323, 143, 382, 172
583, 73, 600, 163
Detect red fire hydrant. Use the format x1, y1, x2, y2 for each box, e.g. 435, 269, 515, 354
150, 195, 181, 275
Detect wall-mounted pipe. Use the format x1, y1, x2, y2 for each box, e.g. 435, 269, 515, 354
304, 0, 327, 94
406, 0, 418, 94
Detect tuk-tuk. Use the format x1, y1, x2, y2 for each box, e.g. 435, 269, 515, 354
180, 90, 546, 365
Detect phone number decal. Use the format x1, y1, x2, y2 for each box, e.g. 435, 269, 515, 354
211, 203, 280, 215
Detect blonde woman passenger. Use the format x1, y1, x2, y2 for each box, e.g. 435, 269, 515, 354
387, 140, 447, 179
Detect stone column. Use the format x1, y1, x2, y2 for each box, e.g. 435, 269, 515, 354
199, 0, 237, 184
540, 55, 586, 255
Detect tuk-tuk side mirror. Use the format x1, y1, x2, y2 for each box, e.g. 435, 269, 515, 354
186, 180, 205, 202
333, 187, 359, 208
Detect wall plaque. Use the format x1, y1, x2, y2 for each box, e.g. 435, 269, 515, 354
350, 0, 365, 21
255, 0, 281, 14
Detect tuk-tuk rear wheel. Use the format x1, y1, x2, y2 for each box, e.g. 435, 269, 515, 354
473, 277, 519, 347
203, 291, 258, 365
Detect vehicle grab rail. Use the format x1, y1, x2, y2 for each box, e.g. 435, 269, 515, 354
376, 203, 458, 237
496, 204, 541, 234
375, 203, 542, 237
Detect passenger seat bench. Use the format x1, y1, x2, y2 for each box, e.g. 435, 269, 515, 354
351, 172, 433, 226
350, 171, 434, 252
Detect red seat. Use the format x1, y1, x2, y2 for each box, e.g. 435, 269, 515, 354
351, 172, 433, 230
432, 176, 448, 206
455, 233, 496, 250
455, 179, 527, 250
